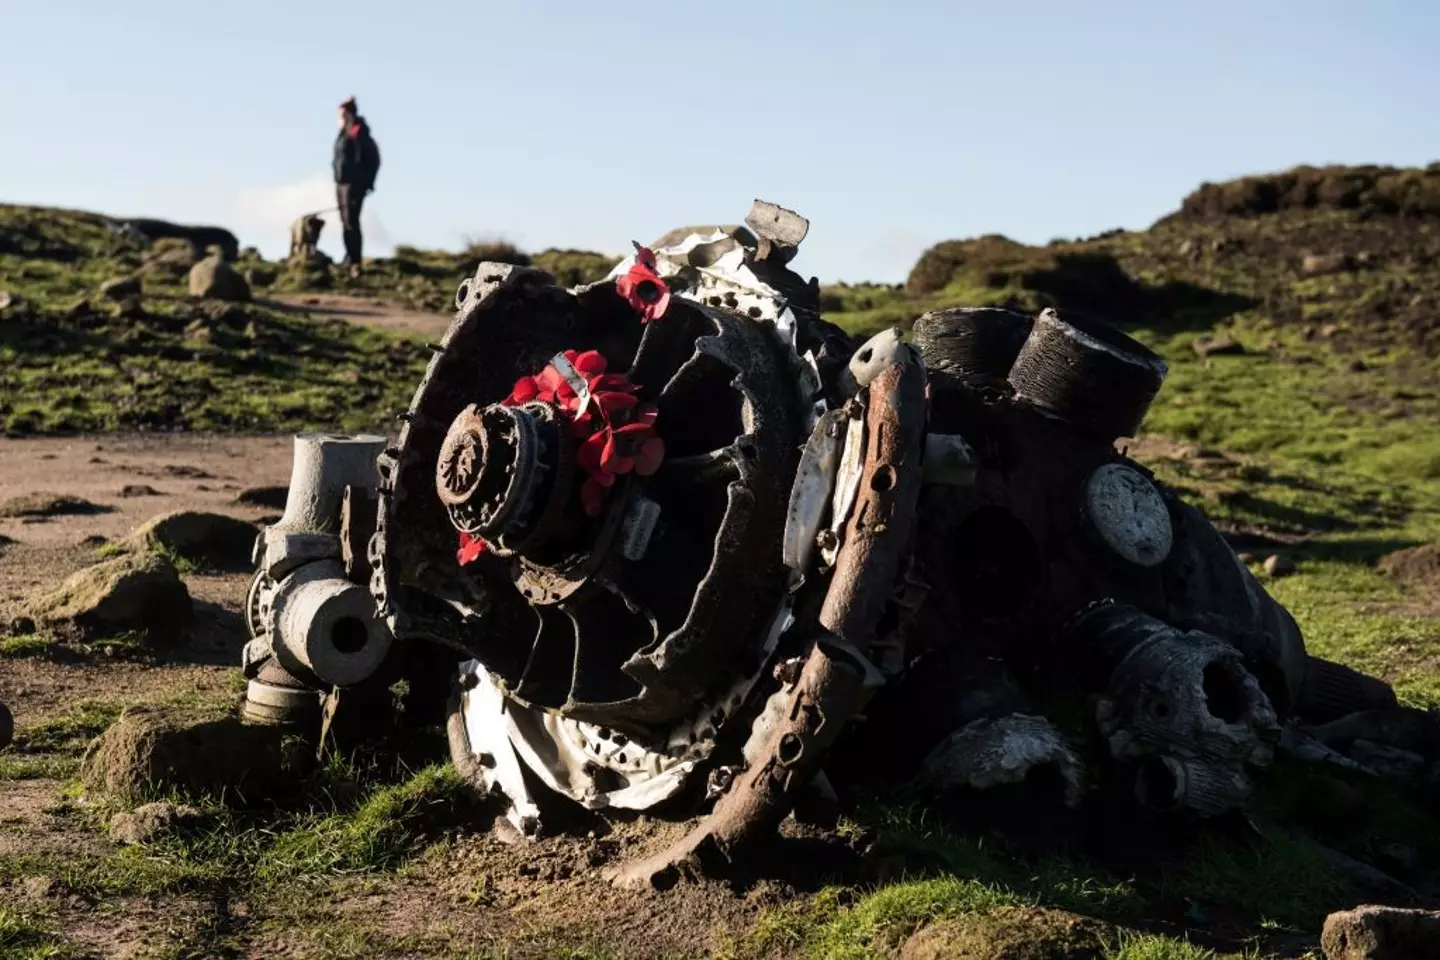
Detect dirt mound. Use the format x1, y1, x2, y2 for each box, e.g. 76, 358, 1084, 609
0, 493, 110, 519
28, 550, 192, 639
125, 510, 259, 572
234, 486, 289, 510
1378, 543, 1440, 590
108, 800, 204, 845
82, 707, 299, 803
900, 907, 1112, 959
1176, 164, 1440, 221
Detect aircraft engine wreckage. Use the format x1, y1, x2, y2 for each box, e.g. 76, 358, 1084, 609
242, 200, 1404, 887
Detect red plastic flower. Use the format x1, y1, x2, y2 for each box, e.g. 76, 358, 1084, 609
616, 245, 670, 323
493, 350, 663, 519
457, 531, 487, 565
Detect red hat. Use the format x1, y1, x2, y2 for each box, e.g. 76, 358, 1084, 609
339, 96, 357, 112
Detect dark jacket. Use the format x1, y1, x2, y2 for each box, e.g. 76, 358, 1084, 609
333, 117, 381, 191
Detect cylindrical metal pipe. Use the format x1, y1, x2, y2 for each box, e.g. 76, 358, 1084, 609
271, 559, 392, 686
273, 434, 387, 536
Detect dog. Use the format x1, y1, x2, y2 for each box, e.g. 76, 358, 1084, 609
289, 214, 326, 263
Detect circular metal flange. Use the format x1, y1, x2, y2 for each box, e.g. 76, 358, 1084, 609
1082, 462, 1174, 568
437, 402, 544, 538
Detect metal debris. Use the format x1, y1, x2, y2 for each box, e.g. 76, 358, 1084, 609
236, 201, 1413, 887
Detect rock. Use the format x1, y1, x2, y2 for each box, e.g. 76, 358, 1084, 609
901, 907, 1110, 960
119, 485, 162, 498
1319, 323, 1342, 339
107, 801, 203, 845
1192, 333, 1247, 357
137, 238, 200, 282
82, 708, 299, 803
126, 510, 259, 572
234, 486, 289, 511
0, 291, 19, 311
1303, 252, 1352, 276
1322, 904, 1440, 959
99, 276, 142, 301
0, 493, 110, 519
1264, 554, 1296, 578
184, 318, 214, 344
188, 255, 251, 302
1236, 552, 1256, 564
28, 552, 192, 640
0, 701, 12, 750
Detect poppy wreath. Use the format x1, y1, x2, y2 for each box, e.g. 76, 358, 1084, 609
456, 349, 664, 566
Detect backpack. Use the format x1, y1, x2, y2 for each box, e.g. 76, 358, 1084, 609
362, 134, 381, 190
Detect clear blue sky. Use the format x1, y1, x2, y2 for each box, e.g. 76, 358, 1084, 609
3, 1, 1437, 282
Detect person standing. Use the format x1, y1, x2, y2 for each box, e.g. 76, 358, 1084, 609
333, 96, 381, 274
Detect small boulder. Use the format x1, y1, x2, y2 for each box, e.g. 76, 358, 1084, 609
82, 708, 298, 804
126, 510, 259, 572
1264, 554, 1297, 578
0, 291, 18, 311
234, 486, 289, 511
0, 493, 109, 519
1303, 252, 1351, 276
119, 485, 162, 498
1322, 904, 1440, 959
99, 276, 142, 301
0, 701, 12, 750
1192, 333, 1247, 358
901, 907, 1110, 960
108, 801, 203, 845
188, 255, 251, 302
28, 552, 192, 640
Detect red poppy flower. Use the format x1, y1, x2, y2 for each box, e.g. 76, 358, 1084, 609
492, 351, 662, 520
457, 531, 487, 565
580, 477, 608, 517
505, 376, 540, 406
616, 245, 670, 323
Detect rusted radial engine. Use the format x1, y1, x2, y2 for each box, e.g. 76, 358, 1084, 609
369, 204, 882, 868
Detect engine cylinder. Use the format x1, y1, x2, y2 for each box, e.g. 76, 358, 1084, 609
1008, 308, 1167, 440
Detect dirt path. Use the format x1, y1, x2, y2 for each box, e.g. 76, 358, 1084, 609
0, 434, 296, 724
264, 292, 452, 339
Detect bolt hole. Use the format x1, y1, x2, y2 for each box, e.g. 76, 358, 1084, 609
870, 464, 896, 492
1150, 700, 1170, 720
1203, 662, 1248, 724
777, 733, 804, 765
738, 440, 758, 460
636, 280, 663, 304
331, 616, 369, 655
